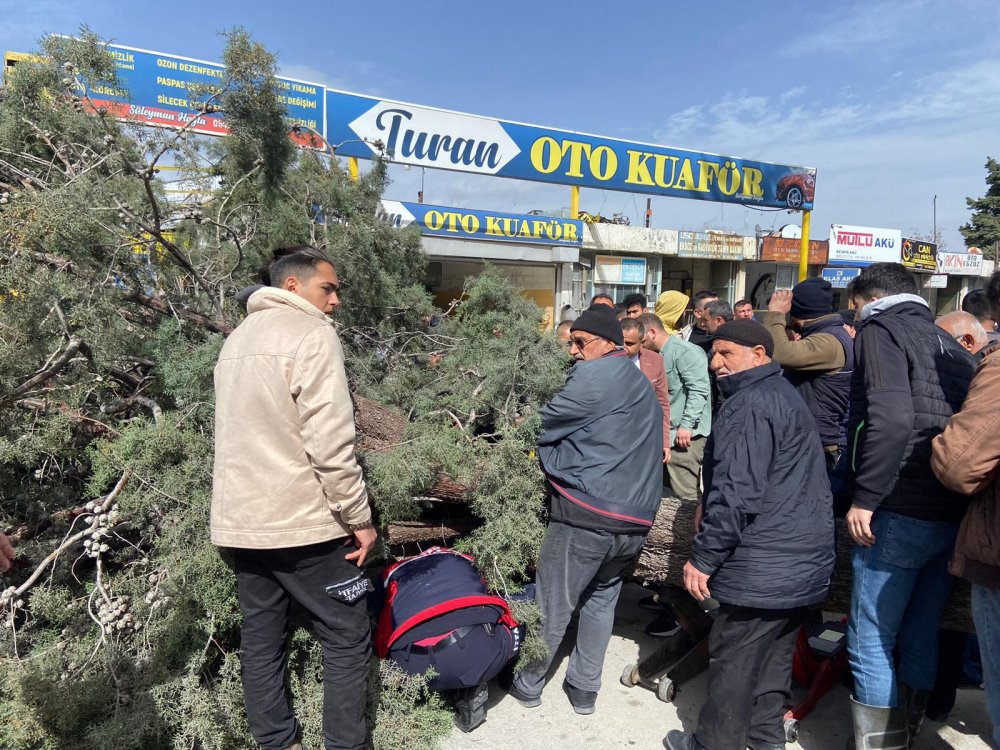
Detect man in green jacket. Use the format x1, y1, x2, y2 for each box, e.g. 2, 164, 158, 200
639, 313, 712, 504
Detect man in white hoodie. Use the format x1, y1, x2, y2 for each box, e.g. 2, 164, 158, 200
213, 246, 376, 750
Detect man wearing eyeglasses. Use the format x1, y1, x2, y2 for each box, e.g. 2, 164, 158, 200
509, 304, 664, 716
213, 245, 375, 750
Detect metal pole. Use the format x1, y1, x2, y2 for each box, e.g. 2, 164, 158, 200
933, 194, 937, 243
570, 186, 580, 220
798, 209, 812, 282
645, 198, 652, 228
348, 157, 359, 182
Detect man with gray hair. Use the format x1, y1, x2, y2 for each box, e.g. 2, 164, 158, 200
510, 305, 663, 716
702, 299, 734, 337
936, 311, 989, 359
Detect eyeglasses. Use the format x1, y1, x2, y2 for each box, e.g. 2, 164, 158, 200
571, 336, 598, 350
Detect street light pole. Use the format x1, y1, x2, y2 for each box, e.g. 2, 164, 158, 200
933, 194, 937, 243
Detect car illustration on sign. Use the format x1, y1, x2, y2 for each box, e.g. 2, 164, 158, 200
775, 171, 816, 209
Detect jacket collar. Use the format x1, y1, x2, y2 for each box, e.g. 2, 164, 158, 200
859, 293, 928, 323
801, 313, 846, 337
246, 287, 330, 322
716, 360, 783, 399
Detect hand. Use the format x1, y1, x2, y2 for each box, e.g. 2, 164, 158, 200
846, 505, 876, 547
0, 532, 14, 572
675, 428, 693, 450
768, 289, 793, 315
694, 503, 703, 533
683, 560, 711, 602
346, 526, 378, 567
663, 446, 671, 464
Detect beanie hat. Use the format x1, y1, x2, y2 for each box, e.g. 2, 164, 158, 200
571, 304, 624, 346
713, 319, 774, 358
790, 277, 834, 320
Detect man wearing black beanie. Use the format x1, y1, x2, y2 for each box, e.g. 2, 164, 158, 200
763, 277, 854, 473
509, 304, 663, 716
665, 320, 834, 750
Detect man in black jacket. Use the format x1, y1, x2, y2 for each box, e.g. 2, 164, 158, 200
665, 320, 835, 750
843, 263, 977, 748
510, 305, 663, 716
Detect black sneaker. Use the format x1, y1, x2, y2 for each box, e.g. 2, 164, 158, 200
507, 681, 541, 709
562, 680, 597, 715
645, 610, 682, 638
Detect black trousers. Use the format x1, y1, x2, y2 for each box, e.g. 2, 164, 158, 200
232, 539, 371, 750
695, 604, 805, 750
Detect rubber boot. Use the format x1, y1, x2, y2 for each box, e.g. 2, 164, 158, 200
850, 697, 908, 750
450, 682, 489, 733
898, 683, 931, 748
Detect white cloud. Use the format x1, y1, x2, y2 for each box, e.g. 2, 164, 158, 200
646, 57, 1000, 249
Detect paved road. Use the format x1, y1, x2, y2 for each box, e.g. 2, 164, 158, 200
442, 582, 992, 750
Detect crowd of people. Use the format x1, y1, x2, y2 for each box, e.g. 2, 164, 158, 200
533, 264, 999, 750
2, 250, 998, 750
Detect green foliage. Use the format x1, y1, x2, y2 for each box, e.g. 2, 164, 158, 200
961, 156, 1000, 260
0, 27, 565, 750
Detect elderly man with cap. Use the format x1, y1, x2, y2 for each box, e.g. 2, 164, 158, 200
665, 319, 835, 750
509, 305, 664, 716
763, 277, 854, 473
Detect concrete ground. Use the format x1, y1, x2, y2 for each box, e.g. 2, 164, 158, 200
442, 583, 993, 750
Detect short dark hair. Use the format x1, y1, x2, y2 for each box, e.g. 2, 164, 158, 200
268, 246, 335, 288
962, 289, 992, 320
620, 318, 645, 338
852, 263, 917, 299
622, 292, 647, 310
704, 299, 734, 321
693, 290, 718, 305
638, 312, 664, 333
734, 299, 752, 309
987, 272, 1000, 320
591, 293, 615, 307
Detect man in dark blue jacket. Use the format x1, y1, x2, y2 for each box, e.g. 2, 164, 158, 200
844, 263, 976, 748
665, 319, 835, 750
509, 304, 663, 716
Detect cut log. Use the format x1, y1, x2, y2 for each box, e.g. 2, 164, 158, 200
353, 393, 473, 501
385, 518, 478, 546
632, 498, 974, 633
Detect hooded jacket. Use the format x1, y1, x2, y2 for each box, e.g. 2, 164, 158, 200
846, 295, 976, 522
932, 347, 1000, 589
655, 291, 689, 336
692, 361, 835, 609
211, 287, 371, 549
538, 349, 664, 534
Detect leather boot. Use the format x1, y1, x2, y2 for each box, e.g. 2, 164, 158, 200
850, 696, 908, 750
898, 683, 931, 748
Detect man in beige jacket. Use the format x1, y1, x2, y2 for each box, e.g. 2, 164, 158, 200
213, 245, 376, 750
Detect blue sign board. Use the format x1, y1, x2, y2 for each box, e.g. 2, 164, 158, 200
379, 201, 583, 247
620, 258, 647, 284
329, 91, 817, 210
57, 38, 818, 210
821, 267, 861, 289
81, 44, 325, 139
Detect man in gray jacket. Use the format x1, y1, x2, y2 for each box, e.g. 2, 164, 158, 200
510, 304, 663, 715
213, 246, 376, 750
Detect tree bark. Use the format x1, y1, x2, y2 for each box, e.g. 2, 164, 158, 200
632, 500, 974, 633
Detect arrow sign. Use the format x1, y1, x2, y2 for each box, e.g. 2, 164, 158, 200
378, 200, 416, 229
349, 101, 521, 175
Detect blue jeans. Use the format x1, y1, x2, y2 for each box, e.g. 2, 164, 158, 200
972, 584, 1000, 748
847, 511, 958, 707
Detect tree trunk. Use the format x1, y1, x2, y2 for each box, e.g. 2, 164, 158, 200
632, 500, 974, 633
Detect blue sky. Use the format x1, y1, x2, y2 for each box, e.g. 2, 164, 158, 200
4, 0, 998, 250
